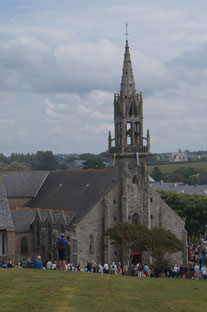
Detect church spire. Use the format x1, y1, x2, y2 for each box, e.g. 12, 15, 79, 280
108, 37, 150, 157
120, 40, 137, 97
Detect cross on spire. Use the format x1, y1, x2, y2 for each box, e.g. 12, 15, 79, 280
125, 22, 130, 40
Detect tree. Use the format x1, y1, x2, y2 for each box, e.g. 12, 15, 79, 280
188, 174, 200, 185
83, 159, 105, 169
36, 151, 58, 170
57, 162, 68, 170
105, 222, 151, 264
0, 153, 10, 164
158, 190, 207, 241
151, 166, 162, 181
106, 222, 184, 274
150, 228, 184, 274
9, 161, 32, 171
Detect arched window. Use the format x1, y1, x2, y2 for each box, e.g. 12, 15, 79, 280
133, 175, 138, 184
0, 231, 7, 256
61, 225, 65, 234
48, 224, 52, 250
132, 213, 140, 224
20, 237, 28, 254
89, 235, 94, 254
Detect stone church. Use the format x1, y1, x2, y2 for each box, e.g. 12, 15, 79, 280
0, 40, 187, 266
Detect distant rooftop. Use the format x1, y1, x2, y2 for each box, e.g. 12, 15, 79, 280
151, 181, 207, 196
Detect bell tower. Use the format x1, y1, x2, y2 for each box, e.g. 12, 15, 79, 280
108, 39, 151, 227
108, 39, 150, 160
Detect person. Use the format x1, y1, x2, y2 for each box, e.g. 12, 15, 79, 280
194, 263, 200, 280
144, 264, 149, 277
68, 261, 73, 271
56, 233, 70, 273
201, 265, 206, 279
173, 264, 178, 278
137, 263, 142, 278
99, 264, 103, 273
123, 264, 128, 276
31, 255, 43, 269
111, 262, 117, 275
117, 262, 122, 275
52, 261, 57, 270
86, 261, 92, 272
46, 260, 52, 270
104, 263, 109, 274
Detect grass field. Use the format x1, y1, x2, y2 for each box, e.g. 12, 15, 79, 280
148, 161, 207, 175
1, 269, 207, 312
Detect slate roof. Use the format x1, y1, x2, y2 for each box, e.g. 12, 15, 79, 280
0, 171, 49, 198
0, 179, 15, 231
151, 182, 207, 196
11, 209, 36, 233
29, 169, 118, 223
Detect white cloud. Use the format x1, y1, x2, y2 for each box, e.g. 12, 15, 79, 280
1, 0, 207, 154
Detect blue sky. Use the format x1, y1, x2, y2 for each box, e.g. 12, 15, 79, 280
0, 0, 207, 155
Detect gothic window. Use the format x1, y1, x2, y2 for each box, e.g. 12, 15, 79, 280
73, 239, 78, 253
127, 122, 132, 145
48, 224, 52, 250
0, 231, 7, 256
129, 105, 133, 117
135, 122, 139, 145
89, 235, 94, 254
132, 213, 140, 224
133, 175, 138, 184
73, 254, 78, 267
20, 236, 28, 255
61, 225, 65, 234
117, 134, 120, 145
36, 223, 40, 247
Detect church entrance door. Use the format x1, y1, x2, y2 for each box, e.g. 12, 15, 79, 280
131, 251, 142, 265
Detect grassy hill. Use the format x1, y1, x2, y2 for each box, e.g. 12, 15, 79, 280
148, 161, 207, 175
1, 269, 207, 312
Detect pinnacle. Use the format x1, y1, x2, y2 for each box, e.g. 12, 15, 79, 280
120, 40, 137, 97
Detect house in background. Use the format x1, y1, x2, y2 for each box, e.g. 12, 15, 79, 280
170, 152, 188, 162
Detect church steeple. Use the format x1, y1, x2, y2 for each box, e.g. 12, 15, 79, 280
120, 40, 137, 97
108, 39, 150, 156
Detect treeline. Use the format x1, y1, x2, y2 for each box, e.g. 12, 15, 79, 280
0, 151, 111, 171
158, 190, 207, 241
151, 166, 207, 185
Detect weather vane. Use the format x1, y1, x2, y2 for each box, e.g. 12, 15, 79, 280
125, 21, 130, 40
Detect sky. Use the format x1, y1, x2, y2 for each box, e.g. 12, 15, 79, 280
0, 0, 207, 155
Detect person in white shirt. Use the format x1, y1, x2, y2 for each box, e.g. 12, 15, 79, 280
104, 263, 109, 274
46, 260, 52, 270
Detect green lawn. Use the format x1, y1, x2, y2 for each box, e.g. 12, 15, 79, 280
0, 269, 207, 312
148, 161, 207, 175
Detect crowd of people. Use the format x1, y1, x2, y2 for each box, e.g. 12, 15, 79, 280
1, 257, 207, 280
1, 233, 207, 279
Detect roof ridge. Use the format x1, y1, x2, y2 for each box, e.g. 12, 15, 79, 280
11, 207, 75, 213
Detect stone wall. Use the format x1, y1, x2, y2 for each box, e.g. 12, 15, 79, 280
149, 186, 188, 264
73, 186, 120, 268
